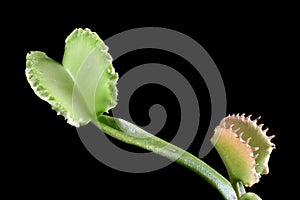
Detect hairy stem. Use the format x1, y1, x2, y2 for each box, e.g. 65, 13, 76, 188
95, 115, 237, 200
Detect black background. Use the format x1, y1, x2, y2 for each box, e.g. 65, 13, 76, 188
5, 4, 297, 199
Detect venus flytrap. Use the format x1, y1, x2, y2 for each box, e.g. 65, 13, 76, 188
25, 28, 275, 200
211, 114, 275, 199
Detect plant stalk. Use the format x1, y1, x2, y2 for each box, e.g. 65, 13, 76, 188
95, 115, 237, 200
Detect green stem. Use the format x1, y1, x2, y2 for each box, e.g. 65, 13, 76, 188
232, 180, 246, 198
95, 115, 237, 200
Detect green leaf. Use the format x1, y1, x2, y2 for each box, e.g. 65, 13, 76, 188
25, 51, 90, 127
62, 28, 118, 118
25, 28, 118, 126
211, 123, 259, 187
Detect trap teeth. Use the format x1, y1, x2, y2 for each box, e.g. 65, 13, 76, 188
239, 132, 244, 138
246, 114, 252, 120
258, 124, 264, 129
246, 137, 251, 145
268, 135, 275, 139
252, 147, 259, 152
254, 116, 261, 123
233, 127, 240, 133
263, 128, 269, 133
